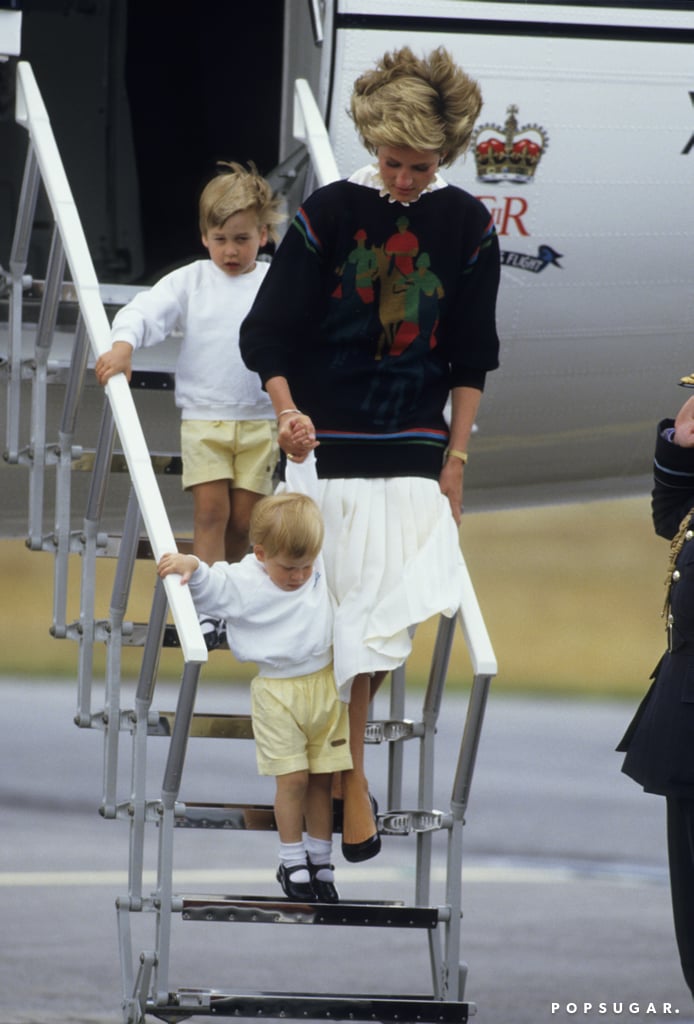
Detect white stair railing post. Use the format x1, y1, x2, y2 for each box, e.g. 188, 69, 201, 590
75, 401, 117, 726
27, 226, 65, 549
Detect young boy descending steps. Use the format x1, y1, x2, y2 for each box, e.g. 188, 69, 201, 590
157, 454, 352, 901
96, 162, 284, 649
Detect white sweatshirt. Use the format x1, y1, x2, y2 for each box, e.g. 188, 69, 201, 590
110, 259, 273, 420
188, 553, 334, 680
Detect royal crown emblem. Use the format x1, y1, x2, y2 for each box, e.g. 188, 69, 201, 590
472, 105, 549, 183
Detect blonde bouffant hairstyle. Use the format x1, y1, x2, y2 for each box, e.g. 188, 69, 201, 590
198, 161, 284, 243
250, 492, 324, 561
350, 46, 482, 167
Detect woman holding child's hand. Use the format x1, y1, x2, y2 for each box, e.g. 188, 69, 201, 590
276, 408, 317, 463
241, 46, 500, 862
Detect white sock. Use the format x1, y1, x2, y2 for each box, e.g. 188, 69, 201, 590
279, 841, 310, 884
305, 834, 334, 882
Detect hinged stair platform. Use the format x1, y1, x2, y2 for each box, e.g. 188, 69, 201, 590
146, 989, 475, 1022
178, 894, 442, 927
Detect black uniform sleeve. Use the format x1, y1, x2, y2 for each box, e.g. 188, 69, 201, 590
652, 418, 694, 539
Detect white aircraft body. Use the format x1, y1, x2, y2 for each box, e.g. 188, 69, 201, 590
1, 0, 693, 527
281, 1, 694, 508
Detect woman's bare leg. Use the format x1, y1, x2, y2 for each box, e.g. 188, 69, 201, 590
340, 671, 386, 858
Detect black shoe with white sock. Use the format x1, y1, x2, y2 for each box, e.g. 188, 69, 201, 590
276, 862, 316, 901
307, 857, 339, 903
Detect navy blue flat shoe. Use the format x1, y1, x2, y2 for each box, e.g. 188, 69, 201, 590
342, 831, 381, 863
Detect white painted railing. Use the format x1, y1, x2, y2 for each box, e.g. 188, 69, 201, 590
13, 60, 207, 665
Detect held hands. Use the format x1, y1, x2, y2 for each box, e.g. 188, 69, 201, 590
94, 341, 134, 386
157, 552, 200, 585
278, 410, 318, 463
674, 397, 694, 448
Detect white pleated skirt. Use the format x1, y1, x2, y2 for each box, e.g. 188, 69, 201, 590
313, 477, 465, 701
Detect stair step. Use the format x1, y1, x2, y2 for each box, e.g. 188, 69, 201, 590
179, 895, 441, 928
136, 537, 194, 560
129, 368, 176, 391
148, 989, 474, 1022
173, 800, 448, 836
150, 711, 423, 748
71, 450, 182, 475
152, 713, 253, 740
74, 536, 194, 560
162, 623, 227, 649
174, 802, 274, 830
89, 620, 214, 649
173, 801, 348, 834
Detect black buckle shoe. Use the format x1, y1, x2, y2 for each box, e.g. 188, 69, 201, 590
308, 859, 339, 903
277, 862, 316, 901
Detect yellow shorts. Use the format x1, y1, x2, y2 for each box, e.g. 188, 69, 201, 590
180, 418, 278, 494
251, 665, 353, 777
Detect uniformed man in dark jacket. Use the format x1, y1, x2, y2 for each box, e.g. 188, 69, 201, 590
619, 394, 694, 999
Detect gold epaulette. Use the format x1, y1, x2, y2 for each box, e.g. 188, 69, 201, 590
663, 507, 694, 625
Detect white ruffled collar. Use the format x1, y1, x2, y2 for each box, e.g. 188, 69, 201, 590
348, 163, 447, 206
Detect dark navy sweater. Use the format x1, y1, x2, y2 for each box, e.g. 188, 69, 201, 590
240, 179, 500, 479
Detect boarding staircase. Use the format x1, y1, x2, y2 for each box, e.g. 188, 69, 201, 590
1, 61, 498, 1024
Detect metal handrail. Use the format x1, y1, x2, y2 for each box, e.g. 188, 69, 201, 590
14, 60, 207, 665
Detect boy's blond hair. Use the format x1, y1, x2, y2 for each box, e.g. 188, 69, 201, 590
250, 492, 324, 561
198, 161, 284, 242
350, 46, 482, 167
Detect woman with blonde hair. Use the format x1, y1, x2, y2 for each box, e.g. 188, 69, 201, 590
241, 46, 500, 861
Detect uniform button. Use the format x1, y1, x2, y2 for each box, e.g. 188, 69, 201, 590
673, 570, 681, 582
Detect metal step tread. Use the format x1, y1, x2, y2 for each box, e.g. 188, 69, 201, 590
97, 537, 192, 561
162, 623, 225, 649
151, 712, 420, 742
179, 893, 442, 928
149, 988, 474, 1021
62, 619, 201, 649
153, 713, 253, 740
174, 802, 274, 830
173, 800, 450, 837
71, 450, 182, 475
173, 801, 351, 833
129, 368, 176, 390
